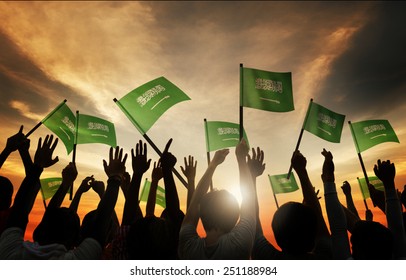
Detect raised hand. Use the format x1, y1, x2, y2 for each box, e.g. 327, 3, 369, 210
160, 138, 177, 170
131, 140, 151, 176
5, 125, 26, 153
103, 146, 127, 181
91, 180, 106, 198
341, 181, 351, 196
181, 155, 197, 181
152, 160, 163, 182
291, 150, 307, 173
235, 138, 249, 162
62, 162, 78, 184
78, 175, 94, 194
247, 147, 265, 179
321, 148, 334, 183
212, 148, 230, 166
374, 159, 396, 185
34, 135, 59, 169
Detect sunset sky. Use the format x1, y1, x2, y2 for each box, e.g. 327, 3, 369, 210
0, 1, 405, 245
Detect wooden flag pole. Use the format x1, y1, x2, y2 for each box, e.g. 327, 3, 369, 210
26, 99, 68, 138
204, 119, 214, 192
287, 98, 313, 179
357, 177, 370, 211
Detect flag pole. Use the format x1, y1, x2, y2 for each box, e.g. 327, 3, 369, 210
26, 99, 67, 138
114, 98, 188, 189
239, 63, 244, 141
357, 177, 370, 211
39, 186, 47, 209
287, 98, 313, 179
204, 119, 214, 191
69, 110, 79, 200
349, 121, 372, 209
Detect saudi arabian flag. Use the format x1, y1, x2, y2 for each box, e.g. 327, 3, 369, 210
242, 67, 294, 112
349, 119, 399, 153
42, 101, 76, 154
205, 121, 249, 152
115, 76, 191, 134
303, 101, 345, 143
139, 179, 166, 208
76, 113, 117, 147
269, 173, 299, 194
40, 177, 63, 201
357, 176, 384, 200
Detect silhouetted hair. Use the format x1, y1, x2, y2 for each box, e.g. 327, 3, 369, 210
350, 220, 393, 260
272, 202, 317, 254
0, 176, 13, 210
127, 216, 175, 259
199, 189, 240, 233
80, 209, 117, 246
33, 207, 80, 250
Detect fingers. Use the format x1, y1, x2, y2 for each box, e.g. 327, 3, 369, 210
163, 138, 173, 153
18, 125, 24, 134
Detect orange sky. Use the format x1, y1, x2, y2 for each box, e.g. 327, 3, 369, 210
1, 1, 406, 250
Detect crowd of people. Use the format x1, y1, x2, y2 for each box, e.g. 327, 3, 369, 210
0, 126, 405, 259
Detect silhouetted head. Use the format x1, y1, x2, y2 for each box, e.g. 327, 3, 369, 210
127, 216, 175, 259
33, 207, 81, 250
199, 189, 240, 234
0, 176, 13, 210
350, 220, 393, 260
80, 209, 118, 246
272, 202, 317, 255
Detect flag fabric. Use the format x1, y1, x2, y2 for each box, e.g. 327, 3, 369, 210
76, 113, 117, 147
303, 101, 345, 143
115, 76, 191, 134
204, 121, 249, 152
40, 177, 63, 201
269, 173, 299, 194
42, 102, 76, 154
349, 119, 399, 153
139, 179, 166, 208
357, 176, 385, 200
241, 67, 294, 112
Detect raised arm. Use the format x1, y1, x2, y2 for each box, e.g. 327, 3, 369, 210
146, 160, 163, 217
321, 149, 351, 259
0, 126, 26, 169
374, 159, 406, 259
181, 155, 197, 210
69, 175, 94, 213
182, 149, 229, 228
91, 146, 127, 247
341, 181, 360, 219
47, 162, 77, 209
291, 150, 330, 239
7, 135, 59, 232
122, 140, 150, 226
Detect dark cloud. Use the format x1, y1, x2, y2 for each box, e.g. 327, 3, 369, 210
317, 2, 406, 119
0, 29, 81, 128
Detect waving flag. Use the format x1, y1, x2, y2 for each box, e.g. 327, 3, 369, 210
357, 176, 384, 200
269, 173, 299, 194
349, 119, 399, 153
139, 179, 166, 208
204, 120, 249, 152
42, 101, 76, 154
76, 113, 117, 147
303, 101, 345, 143
40, 177, 63, 201
241, 67, 294, 112
115, 76, 190, 134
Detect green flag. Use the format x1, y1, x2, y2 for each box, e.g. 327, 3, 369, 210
357, 176, 384, 200
303, 101, 345, 143
242, 67, 294, 112
40, 177, 63, 201
76, 113, 117, 147
139, 179, 166, 208
204, 121, 249, 152
269, 173, 299, 194
42, 102, 76, 154
115, 76, 191, 134
349, 119, 399, 153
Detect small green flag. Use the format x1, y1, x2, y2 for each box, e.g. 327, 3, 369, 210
42, 102, 76, 154
204, 121, 249, 152
349, 119, 399, 153
357, 176, 385, 200
269, 173, 299, 194
76, 113, 117, 147
40, 177, 63, 201
115, 76, 191, 134
139, 179, 166, 208
303, 101, 345, 143
242, 67, 294, 112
